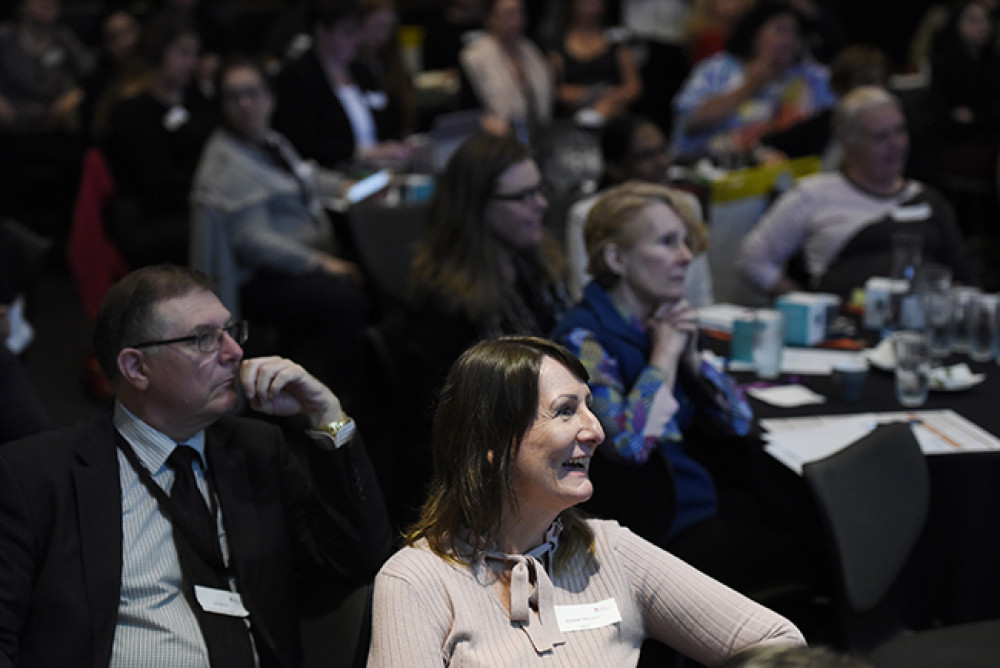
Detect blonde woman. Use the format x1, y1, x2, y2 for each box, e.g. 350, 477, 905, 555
552, 181, 811, 599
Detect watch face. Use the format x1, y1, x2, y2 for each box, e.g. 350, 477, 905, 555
334, 418, 356, 447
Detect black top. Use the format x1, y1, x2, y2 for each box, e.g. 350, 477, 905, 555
272, 50, 398, 170
102, 89, 215, 217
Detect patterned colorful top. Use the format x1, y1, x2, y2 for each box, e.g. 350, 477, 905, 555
672, 52, 835, 160
554, 284, 752, 538
562, 313, 752, 465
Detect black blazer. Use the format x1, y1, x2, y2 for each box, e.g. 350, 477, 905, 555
0, 414, 392, 668
272, 50, 397, 170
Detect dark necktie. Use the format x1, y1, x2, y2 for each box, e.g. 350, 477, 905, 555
167, 445, 256, 667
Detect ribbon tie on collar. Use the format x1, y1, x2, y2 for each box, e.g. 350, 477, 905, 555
484, 521, 566, 653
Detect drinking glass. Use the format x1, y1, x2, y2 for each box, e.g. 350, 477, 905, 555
893, 331, 931, 407
753, 310, 784, 379
891, 231, 924, 282
951, 286, 982, 353
967, 293, 1000, 362
923, 291, 954, 358
917, 264, 955, 358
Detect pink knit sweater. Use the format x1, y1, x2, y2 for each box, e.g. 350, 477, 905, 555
368, 519, 804, 666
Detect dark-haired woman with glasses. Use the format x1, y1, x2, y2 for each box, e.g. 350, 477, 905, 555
404, 132, 569, 389
358, 133, 570, 533
409, 133, 568, 338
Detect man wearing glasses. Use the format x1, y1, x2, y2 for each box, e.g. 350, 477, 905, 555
0, 264, 392, 667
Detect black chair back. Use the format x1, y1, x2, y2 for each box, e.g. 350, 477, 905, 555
803, 422, 929, 651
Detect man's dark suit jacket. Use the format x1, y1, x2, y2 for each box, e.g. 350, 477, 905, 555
0, 414, 392, 668
271, 50, 397, 170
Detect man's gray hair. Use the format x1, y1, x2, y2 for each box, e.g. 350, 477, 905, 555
834, 86, 901, 145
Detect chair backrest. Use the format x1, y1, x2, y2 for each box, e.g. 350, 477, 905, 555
189, 197, 243, 319
68, 148, 129, 321
300, 579, 374, 668
803, 422, 930, 649
428, 109, 483, 173
347, 199, 425, 312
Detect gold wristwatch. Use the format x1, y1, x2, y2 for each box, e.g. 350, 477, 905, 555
312, 415, 356, 449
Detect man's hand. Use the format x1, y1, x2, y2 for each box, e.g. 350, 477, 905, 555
240, 356, 343, 428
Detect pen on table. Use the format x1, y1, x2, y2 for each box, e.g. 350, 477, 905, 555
908, 416, 964, 450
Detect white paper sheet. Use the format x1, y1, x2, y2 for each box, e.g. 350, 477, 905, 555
761, 410, 1000, 474
747, 385, 827, 407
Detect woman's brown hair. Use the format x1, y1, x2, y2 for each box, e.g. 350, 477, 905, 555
405, 336, 595, 572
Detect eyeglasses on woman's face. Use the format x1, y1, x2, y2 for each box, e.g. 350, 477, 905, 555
492, 183, 546, 205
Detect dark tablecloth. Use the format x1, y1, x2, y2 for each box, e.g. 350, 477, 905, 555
737, 346, 1000, 628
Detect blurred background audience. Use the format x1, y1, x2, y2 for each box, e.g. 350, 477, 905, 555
548, 0, 641, 126
686, 0, 753, 65
99, 13, 213, 268
272, 0, 410, 171
737, 86, 971, 299
0, 0, 92, 240
191, 57, 366, 394
358, 0, 417, 138
459, 0, 554, 139
672, 1, 836, 164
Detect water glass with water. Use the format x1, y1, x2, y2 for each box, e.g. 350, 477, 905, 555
923, 291, 954, 358
968, 293, 1000, 362
951, 286, 982, 353
753, 310, 784, 379
891, 231, 924, 282
893, 331, 931, 407
916, 264, 954, 357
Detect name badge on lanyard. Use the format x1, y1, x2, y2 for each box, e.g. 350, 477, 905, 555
195, 585, 250, 617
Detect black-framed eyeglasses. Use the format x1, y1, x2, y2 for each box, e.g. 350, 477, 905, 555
130, 321, 249, 354
492, 183, 546, 205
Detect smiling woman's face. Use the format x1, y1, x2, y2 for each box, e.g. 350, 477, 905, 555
509, 357, 604, 520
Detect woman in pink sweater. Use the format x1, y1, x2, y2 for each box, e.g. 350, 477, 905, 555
368, 336, 804, 666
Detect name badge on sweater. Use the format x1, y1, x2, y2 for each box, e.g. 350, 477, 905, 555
554, 598, 622, 632
41, 46, 66, 68
365, 91, 388, 110
195, 585, 250, 617
891, 203, 931, 222
162, 105, 190, 132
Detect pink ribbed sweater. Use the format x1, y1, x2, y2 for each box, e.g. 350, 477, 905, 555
368, 519, 804, 666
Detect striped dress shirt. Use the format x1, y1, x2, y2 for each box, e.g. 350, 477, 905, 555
111, 402, 229, 668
